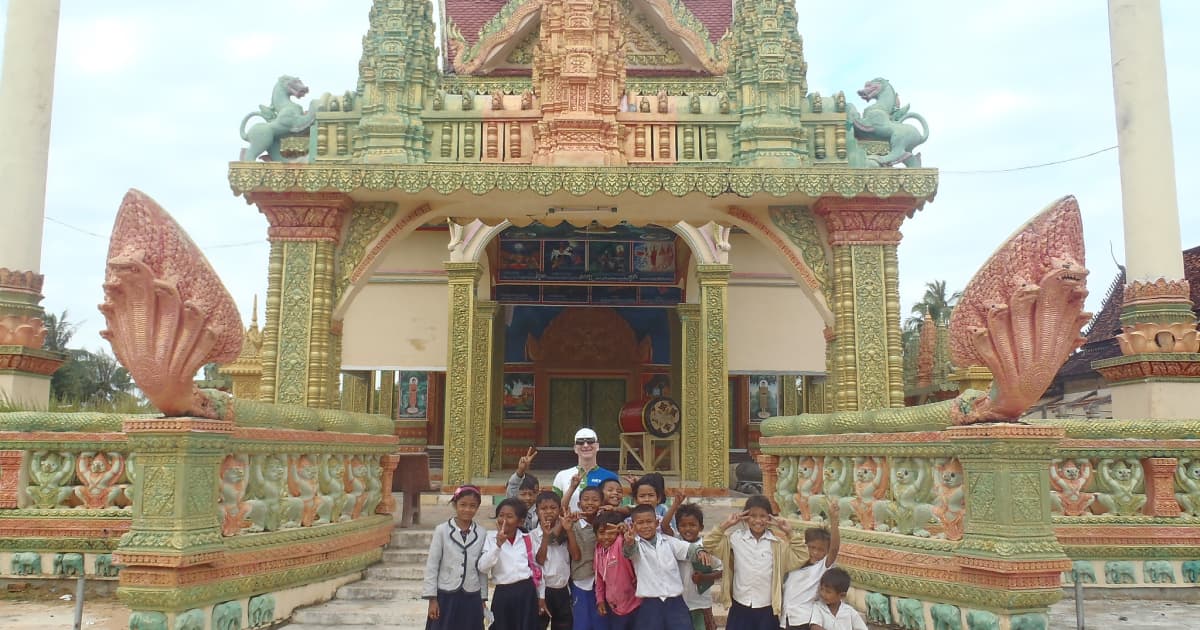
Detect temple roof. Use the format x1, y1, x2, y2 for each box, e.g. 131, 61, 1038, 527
442, 0, 732, 72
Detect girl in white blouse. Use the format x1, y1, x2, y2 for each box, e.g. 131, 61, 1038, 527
479, 497, 546, 630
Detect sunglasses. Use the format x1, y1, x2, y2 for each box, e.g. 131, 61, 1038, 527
575, 438, 597, 446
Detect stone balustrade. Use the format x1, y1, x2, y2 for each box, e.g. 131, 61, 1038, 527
0, 405, 400, 630
761, 418, 1200, 630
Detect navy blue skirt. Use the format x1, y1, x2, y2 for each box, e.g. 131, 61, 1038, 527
427, 588, 485, 630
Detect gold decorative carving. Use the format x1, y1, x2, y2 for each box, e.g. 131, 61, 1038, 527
677, 304, 702, 482
696, 265, 731, 488
443, 262, 480, 485
250, 192, 354, 243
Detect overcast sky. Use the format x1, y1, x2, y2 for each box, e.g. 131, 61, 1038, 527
1, 0, 1197, 357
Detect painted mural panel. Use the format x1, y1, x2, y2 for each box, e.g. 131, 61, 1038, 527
588, 241, 633, 280
632, 241, 676, 283
496, 223, 678, 284
397, 371, 428, 419
748, 374, 780, 420
503, 372, 536, 419
498, 240, 543, 280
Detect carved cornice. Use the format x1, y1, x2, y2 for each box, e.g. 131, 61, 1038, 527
812, 197, 919, 246
0, 315, 47, 349
0, 345, 65, 376
0, 268, 44, 295
1093, 353, 1200, 382
1123, 278, 1192, 306
229, 163, 939, 201
248, 192, 355, 242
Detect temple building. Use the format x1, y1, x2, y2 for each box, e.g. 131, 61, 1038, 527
226, 0, 939, 487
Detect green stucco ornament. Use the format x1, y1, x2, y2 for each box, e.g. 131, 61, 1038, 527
239, 75, 316, 162
845, 77, 929, 168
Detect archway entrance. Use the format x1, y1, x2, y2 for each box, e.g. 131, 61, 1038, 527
491, 222, 686, 465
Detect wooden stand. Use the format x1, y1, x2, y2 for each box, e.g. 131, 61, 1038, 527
391, 452, 431, 528
618, 432, 680, 475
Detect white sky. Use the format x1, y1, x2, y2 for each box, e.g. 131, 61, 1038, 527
1, 0, 1197, 356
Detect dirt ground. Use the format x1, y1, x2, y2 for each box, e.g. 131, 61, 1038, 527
1, 598, 129, 630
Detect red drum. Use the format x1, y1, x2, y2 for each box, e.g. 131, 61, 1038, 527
619, 397, 681, 438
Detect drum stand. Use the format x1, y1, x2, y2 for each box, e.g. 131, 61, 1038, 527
617, 432, 680, 476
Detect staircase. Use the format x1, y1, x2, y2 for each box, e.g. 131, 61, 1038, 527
284, 528, 434, 629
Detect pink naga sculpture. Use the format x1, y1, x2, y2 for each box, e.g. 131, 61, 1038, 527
99, 189, 244, 417
762, 196, 1092, 435
948, 195, 1091, 423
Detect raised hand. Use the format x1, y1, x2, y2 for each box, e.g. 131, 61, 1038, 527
695, 549, 715, 567
826, 497, 841, 521
720, 510, 745, 531
770, 515, 793, 538
673, 488, 688, 506
517, 447, 538, 476
496, 519, 508, 543
621, 523, 636, 546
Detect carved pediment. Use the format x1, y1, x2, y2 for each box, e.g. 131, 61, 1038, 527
453, 0, 723, 76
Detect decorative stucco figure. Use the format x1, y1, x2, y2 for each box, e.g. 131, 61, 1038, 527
99, 190, 243, 418
1175, 458, 1200, 516
238, 75, 317, 162
841, 456, 883, 530
219, 454, 252, 536
73, 451, 126, 509
792, 456, 822, 521
876, 457, 935, 537
27, 450, 75, 508
1049, 458, 1096, 516
931, 457, 965, 540
1095, 458, 1146, 516
845, 77, 929, 167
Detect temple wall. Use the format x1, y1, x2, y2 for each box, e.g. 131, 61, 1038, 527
726, 233, 825, 373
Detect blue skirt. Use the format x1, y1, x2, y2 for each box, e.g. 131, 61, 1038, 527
427, 588, 484, 630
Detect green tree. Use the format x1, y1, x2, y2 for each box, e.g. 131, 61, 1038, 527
904, 280, 961, 331
44, 310, 136, 408
42, 310, 78, 353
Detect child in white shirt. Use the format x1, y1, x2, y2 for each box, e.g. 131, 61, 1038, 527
532, 491, 572, 630
809, 568, 867, 630
781, 500, 841, 629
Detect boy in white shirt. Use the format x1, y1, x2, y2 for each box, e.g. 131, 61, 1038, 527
621, 503, 715, 630
809, 568, 867, 630
532, 491, 572, 629
781, 500, 841, 629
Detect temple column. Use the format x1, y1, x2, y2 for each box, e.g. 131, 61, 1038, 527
676, 303, 702, 483
1097, 0, 1200, 418
0, 0, 65, 405
378, 370, 397, 419
814, 198, 912, 411
469, 301, 498, 479
443, 262, 480, 486
696, 265, 731, 488
251, 193, 353, 408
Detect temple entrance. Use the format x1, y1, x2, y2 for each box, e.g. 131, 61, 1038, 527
547, 377, 627, 446
489, 220, 687, 466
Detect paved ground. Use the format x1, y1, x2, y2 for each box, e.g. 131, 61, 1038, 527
5, 495, 1200, 629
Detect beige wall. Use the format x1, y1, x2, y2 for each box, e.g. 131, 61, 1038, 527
343, 230, 451, 369
726, 234, 826, 373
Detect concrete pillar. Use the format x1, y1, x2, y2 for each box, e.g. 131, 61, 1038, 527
0, 0, 61, 274
0, 0, 65, 407
1099, 0, 1200, 416
1108, 0, 1185, 285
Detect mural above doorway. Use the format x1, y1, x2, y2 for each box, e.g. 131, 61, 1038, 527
496, 222, 680, 284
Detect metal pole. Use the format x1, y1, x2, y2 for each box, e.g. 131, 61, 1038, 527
1073, 569, 1085, 630
73, 574, 85, 630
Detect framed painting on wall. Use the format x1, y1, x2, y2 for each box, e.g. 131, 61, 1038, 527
503, 372, 536, 419
747, 374, 779, 420
397, 371, 428, 419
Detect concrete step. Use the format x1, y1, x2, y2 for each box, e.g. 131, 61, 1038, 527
389, 529, 434, 548
382, 548, 430, 564
290, 599, 427, 627
365, 564, 426, 580
335, 579, 426, 601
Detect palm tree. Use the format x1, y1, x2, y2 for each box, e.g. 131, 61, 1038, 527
905, 280, 961, 330
42, 310, 78, 353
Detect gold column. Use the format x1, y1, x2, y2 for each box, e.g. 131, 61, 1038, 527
470, 301, 498, 479
814, 198, 915, 411
378, 370, 396, 419
696, 264, 731, 488
676, 303, 702, 482
780, 376, 799, 416
340, 370, 370, 413
251, 192, 353, 408
444, 262, 480, 486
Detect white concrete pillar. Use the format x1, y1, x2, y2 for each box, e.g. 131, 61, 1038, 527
0, 0, 62, 274
1107, 0, 1185, 283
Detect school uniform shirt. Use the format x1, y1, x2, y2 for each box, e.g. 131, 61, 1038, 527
624, 533, 698, 600
479, 530, 543, 597
530, 527, 571, 590
422, 519, 487, 599
595, 542, 640, 616
810, 601, 869, 630
680, 547, 723, 611
702, 523, 807, 617
569, 520, 598, 590
780, 561, 829, 627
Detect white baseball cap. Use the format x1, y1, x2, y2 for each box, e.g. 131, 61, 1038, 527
574, 428, 598, 441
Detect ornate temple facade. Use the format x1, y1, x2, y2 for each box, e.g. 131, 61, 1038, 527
228, 0, 939, 487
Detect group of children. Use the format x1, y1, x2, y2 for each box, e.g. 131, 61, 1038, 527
422, 458, 866, 630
